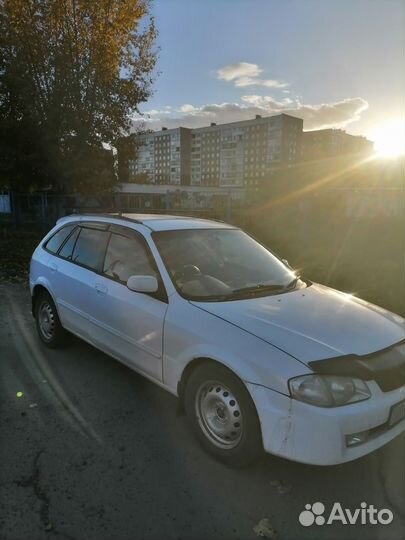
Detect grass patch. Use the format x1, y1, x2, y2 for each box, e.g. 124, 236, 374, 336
0, 227, 44, 283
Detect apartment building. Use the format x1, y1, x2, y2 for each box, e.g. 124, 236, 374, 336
302, 129, 374, 161
120, 113, 303, 188
190, 113, 303, 187
127, 127, 192, 185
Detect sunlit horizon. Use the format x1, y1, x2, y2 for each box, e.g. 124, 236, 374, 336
371, 118, 405, 157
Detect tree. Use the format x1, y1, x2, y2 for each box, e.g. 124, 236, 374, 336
0, 0, 157, 192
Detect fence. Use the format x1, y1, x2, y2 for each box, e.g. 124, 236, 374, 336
0, 190, 234, 228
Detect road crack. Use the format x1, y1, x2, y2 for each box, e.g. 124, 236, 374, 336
16, 449, 52, 532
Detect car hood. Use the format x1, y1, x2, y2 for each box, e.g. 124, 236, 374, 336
191, 283, 405, 363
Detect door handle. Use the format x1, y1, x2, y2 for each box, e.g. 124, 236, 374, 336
95, 283, 108, 295
49, 262, 58, 272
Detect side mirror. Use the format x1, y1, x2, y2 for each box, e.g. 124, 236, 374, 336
127, 275, 158, 294
282, 258, 292, 269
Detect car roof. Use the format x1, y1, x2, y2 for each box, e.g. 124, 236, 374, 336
57, 213, 236, 232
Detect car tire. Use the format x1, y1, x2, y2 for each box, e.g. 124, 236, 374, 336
34, 291, 67, 348
185, 362, 263, 467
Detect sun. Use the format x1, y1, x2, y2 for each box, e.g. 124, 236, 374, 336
371, 118, 405, 157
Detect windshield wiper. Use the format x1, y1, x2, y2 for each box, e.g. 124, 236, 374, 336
231, 283, 285, 295
232, 276, 302, 297
284, 275, 301, 290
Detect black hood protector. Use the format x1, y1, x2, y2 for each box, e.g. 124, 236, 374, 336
309, 340, 405, 392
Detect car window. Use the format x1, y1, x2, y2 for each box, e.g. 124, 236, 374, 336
45, 224, 75, 254
59, 227, 80, 260
153, 228, 296, 300
71, 227, 109, 271
103, 232, 157, 283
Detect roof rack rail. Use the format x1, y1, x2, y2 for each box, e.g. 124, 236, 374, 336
65, 211, 144, 225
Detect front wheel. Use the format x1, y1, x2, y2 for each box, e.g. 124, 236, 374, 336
34, 291, 67, 348
184, 362, 262, 466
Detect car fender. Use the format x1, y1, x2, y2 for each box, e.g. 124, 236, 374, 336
162, 295, 311, 396
30, 276, 58, 316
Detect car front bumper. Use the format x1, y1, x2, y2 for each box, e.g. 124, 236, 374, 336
247, 381, 405, 465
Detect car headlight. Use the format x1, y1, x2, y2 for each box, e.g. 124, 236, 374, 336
289, 374, 371, 407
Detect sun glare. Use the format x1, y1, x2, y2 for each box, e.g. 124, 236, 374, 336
372, 118, 405, 157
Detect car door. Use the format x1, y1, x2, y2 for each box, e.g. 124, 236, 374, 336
41, 224, 76, 304
87, 225, 168, 382
51, 222, 110, 338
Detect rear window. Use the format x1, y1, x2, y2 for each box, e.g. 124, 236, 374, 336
45, 224, 75, 254
72, 227, 109, 271
59, 227, 80, 260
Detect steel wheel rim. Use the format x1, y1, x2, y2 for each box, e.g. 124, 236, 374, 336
38, 300, 55, 340
195, 380, 243, 449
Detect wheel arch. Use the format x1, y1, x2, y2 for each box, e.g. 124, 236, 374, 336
32, 283, 56, 318
177, 357, 255, 411
178, 357, 209, 405
178, 356, 264, 461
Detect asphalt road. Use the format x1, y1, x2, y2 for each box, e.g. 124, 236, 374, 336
1, 282, 404, 540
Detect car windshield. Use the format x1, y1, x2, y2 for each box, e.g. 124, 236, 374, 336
153, 228, 300, 301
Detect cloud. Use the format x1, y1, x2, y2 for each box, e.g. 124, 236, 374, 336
217, 62, 288, 89
179, 104, 198, 113
292, 98, 369, 130
138, 97, 368, 132
260, 80, 289, 89
144, 107, 173, 117
137, 60, 367, 134
235, 77, 288, 88
240, 95, 290, 108
217, 62, 261, 81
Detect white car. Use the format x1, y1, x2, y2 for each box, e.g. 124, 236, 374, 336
29, 213, 405, 466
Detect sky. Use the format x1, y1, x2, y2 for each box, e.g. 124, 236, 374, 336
137, 0, 405, 145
